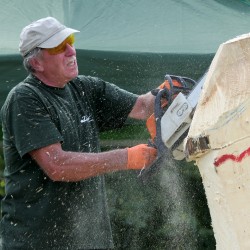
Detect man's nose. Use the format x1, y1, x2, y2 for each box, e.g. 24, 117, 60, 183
65, 43, 76, 56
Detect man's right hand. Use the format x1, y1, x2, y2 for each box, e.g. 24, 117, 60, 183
127, 144, 157, 170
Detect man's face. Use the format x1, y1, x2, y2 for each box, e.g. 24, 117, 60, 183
35, 40, 79, 87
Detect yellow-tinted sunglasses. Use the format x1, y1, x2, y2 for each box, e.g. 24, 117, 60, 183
45, 34, 75, 55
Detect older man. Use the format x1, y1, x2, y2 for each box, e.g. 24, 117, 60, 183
0, 17, 157, 249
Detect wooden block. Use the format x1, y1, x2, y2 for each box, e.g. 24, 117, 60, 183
184, 33, 250, 249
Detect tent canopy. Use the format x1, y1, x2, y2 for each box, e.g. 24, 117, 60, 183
1, 0, 250, 55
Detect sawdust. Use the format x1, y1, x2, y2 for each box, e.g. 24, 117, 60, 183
159, 156, 198, 249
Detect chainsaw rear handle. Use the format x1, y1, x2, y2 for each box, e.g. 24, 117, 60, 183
154, 88, 169, 154
138, 88, 169, 182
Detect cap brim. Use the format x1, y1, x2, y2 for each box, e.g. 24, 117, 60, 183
39, 28, 80, 48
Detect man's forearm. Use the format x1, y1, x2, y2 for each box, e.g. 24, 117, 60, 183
30, 143, 128, 181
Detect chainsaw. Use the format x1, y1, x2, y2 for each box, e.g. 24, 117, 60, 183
138, 72, 207, 182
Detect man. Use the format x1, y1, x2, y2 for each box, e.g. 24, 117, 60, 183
0, 17, 157, 249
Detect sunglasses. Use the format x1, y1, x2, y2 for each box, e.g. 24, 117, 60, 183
45, 34, 75, 55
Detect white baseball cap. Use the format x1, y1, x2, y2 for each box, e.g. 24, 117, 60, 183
19, 17, 80, 57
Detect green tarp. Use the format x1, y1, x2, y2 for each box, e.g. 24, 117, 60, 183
1, 0, 250, 54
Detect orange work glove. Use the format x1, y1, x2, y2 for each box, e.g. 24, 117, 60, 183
127, 144, 157, 170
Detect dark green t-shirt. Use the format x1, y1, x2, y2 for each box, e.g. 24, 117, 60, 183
0, 74, 138, 249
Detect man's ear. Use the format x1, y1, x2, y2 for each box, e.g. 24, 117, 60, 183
30, 57, 44, 72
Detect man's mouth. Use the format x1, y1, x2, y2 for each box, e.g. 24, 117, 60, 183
67, 57, 76, 66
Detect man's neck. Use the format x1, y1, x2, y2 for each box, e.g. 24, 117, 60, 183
33, 72, 68, 88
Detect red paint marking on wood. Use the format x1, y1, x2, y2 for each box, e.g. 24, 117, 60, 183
214, 147, 250, 167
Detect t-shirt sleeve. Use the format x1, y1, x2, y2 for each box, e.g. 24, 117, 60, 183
80, 76, 139, 131
4, 89, 63, 158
